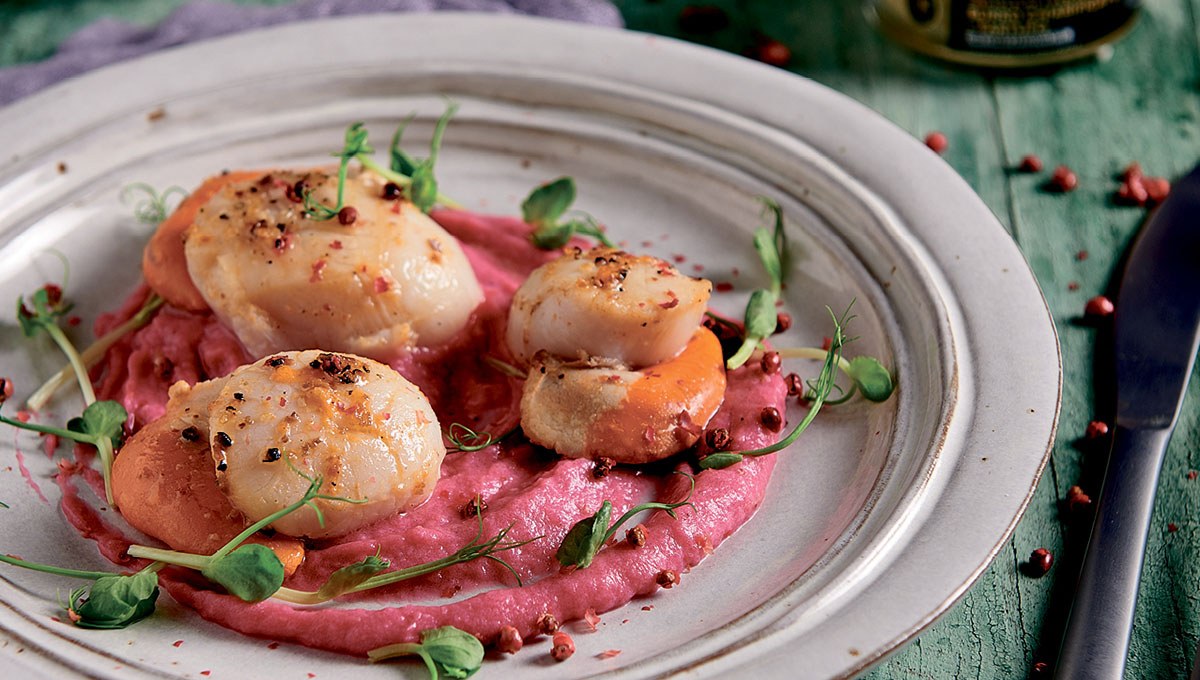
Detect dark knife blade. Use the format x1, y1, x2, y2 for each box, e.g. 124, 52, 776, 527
1057, 163, 1200, 680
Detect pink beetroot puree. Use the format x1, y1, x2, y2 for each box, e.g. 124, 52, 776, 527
76, 209, 786, 655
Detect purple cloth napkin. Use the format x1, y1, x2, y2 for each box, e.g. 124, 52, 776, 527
0, 0, 622, 106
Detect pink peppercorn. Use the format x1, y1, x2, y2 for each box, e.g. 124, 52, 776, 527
496, 626, 523, 654
550, 631, 575, 662
755, 39, 792, 68
1018, 154, 1043, 173
1084, 295, 1114, 318
924, 131, 948, 154
1086, 420, 1110, 439
1048, 165, 1078, 192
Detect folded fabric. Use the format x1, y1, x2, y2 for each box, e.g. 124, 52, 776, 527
0, 0, 623, 106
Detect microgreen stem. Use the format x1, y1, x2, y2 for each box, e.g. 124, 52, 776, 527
273, 521, 534, 605
0, 554, 116, 581
738, 310, 845, 459
601, 473, 695, 545
776, 346, 854, 374
125, 546, 209, 571
357, 155, 461, 209
0, 414, 81, 441
27, 295, 164, 412
43, 324, 95, 406
483, 356, 525, 379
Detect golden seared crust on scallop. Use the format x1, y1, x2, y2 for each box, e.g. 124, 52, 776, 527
184, 169, 483, 361
506, 247, 711, 369
207, 350, 445, 538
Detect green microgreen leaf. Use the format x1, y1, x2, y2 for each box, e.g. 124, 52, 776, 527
369, 626, 485, 680
200, 544, 284, 602
67, 400, 127, 450
0, 553, 163, 631
119, 183, 188, 225
521, 177, 614, 249
726, 198, 789, 370
70, 570, 159, 630
556, 473, 695, 570
389, 114, 419, 176
697, 452, 744, 470
847, 356, 896, 402
556, 500, 612, 570
16, 285, 72, 338
315, 553, 390, 602
522, 177, 575, 226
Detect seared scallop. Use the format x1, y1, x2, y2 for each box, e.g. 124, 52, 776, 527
207, 350, 445, 538
184, 169, 483, 361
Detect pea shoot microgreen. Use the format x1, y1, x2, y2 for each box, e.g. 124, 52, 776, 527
0, 554, 162, 630
369, 626, 485, 680
556, 473, 695, 570
119, 183, 187, 225
387, 102, 457, 213
26, 293, 165, 411
520, 177, 615, 249
301, 123, 373, 221
305, 105, 463, 220
271, 510, 537, 605
726, 198, 788, 370
701, 306, 870, 471
9, 282, 125, 505
127, 469, 365, 602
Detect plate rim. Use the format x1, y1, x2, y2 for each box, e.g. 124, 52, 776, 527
0, 13, 1062, 679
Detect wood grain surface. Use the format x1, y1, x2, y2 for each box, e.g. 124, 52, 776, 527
2, 1, 1199, 677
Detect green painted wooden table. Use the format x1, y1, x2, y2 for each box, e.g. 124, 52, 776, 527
2, 1, 1199, 678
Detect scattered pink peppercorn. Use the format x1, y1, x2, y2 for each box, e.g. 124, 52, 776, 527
1168, 522, 1179, 533
760, 351, 782, 374
754, 39, 792, 68
1120, 161, 1143, 182
1068, 281, 1080, 291
924, 131, 948, 154
550, 631, 575, 662
626, 524, 648, 547
785, 372, 804, 397
760, 406, 783, 432
1144, 176, 1171, 205
1084, 295, 1114, 318
1048, 165, 1078, 192
656, 570, 681, 589
1115, 178, 1148, 206
1032, 660, 1051, 676
1025, 548, 1054, 577
774, 312, 792, 333
0, 377, 13, 404
705, 427, 731, 450
536, 612, 560, 635
1085, 420, 1110, 439
1018, 154, 1044, 173
1075, 249, 1088, 261
1066, 485, 1092, 514
496, 626, 523, 654
1188, 470, 1198, 481
337, 206, 357, 225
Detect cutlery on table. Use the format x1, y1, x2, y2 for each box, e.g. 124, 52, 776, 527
1056, 163, 1200, 680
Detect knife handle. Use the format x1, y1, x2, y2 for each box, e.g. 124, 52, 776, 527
1056, 425, 1172, 680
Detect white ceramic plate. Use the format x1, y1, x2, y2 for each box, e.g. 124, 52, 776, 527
0, 14, 1059, 679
